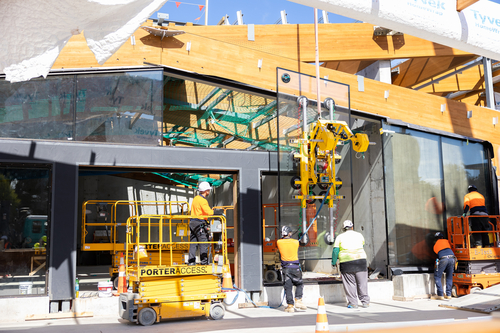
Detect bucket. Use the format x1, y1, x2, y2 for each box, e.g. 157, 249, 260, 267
19, 282, 33, 295
98, 281, 113, 297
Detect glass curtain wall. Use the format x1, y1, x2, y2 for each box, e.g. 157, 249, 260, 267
384, 125, 491, 267
0, 70, 163, 144
75, 71, 163, 144
0, 165, 51, 296
162, 73, 277, 150
276, 68, 351, 273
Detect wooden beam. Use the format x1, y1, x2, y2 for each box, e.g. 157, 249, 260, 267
177, 23, 473, 63
322, 60, 377, 75
391, 55, 477, 88
416, 67, 500, 94
457, 0, 480, 12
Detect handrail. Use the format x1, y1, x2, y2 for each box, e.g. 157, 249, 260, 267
81, 200, 190, 252
447, 215, 500, 251
125, 213, 228, 279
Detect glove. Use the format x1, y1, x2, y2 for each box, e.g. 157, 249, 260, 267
462, 213, 466, 217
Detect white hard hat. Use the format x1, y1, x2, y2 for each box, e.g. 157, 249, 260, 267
198, 181, 212, 192
343, 220, 353, 228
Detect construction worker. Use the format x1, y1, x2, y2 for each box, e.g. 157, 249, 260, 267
463, 184, 490, 247
433, 232, 455, 300
276, 225, 307, 313
188, 181, 214, 266
331, 220, 370, 309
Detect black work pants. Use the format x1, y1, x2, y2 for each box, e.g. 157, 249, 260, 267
189, 219, 209, 265
282, 266, 304, 305
470, 214, 490, 247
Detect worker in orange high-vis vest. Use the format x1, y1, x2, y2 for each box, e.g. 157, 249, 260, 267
433, 232, 455, 300
188, 182, 214, 265
463, 184, 490, 247
276, 226, 307, 313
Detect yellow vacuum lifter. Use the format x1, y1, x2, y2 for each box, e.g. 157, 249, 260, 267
119, 213, 230, 326
292, 118, 369, 245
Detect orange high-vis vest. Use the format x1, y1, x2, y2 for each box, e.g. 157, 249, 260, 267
463, 191, 487, 214
191, 195, 213, 219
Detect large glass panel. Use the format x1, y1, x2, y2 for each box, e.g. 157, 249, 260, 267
0, 165, 51, 296
384, 126, 491, 268
442, 138, 491, 217
384, 127, 444, 266
75, 71, 163, 144
351, 116, 387, 274
163, 74, 277, 150
0, 76, 75, 140
276, 68, 353, 273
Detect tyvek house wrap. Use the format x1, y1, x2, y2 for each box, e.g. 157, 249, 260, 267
0, 0, 169, 83
290, 0, 500, 60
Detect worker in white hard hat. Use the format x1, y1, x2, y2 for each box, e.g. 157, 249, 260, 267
188, 181, 214, 265
331, 220, 370, 309
276, 225, 307, 313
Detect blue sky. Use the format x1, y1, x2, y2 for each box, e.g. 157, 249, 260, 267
155, 0, 500, 25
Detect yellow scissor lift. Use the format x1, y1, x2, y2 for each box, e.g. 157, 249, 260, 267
119, 213, 230, 325
81, 200, 190, 287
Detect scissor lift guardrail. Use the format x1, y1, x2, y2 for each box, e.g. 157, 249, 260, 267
81, 200, 190, 280
447, 215, 500, 296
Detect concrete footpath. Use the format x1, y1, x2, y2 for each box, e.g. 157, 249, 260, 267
0, 298, 496, 333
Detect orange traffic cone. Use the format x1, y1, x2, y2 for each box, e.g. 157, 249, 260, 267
315, 296, 330, 333
117, 252, 127, 294
222, 270, 233, 291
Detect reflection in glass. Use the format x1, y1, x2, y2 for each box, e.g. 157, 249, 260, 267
0, 166, 50, 296
384, 126, 490, 267
163, 74, 277, 150
0, 76, 75, 140
75, 71, 163, 144
442, 138, 490, 217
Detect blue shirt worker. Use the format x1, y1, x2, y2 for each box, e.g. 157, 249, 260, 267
433, 232, 455, 300
463, 184, 490, 247
276, 226, 307, 313
188, 182, 214, 265
331, 220, 370, 309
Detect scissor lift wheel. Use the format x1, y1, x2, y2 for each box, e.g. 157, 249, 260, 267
209, 302, 225, 320
470, 286, 482, 294
138, 307, 157, 326
264, 269, 278, 283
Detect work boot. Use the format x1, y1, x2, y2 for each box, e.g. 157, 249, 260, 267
294, 298, 307, 310
444, 296, 452, 299
431, 295, 444, 300
284, 304, 295, 313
